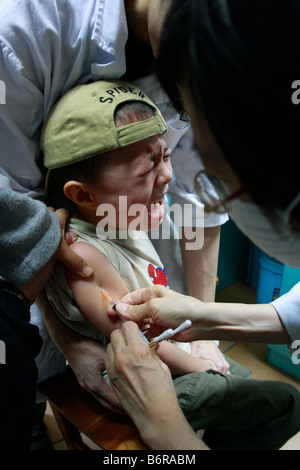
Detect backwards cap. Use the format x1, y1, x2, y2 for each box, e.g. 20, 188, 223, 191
42, 80, 167, 170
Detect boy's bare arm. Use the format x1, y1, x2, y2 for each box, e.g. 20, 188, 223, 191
65, 242, 129, 338
155, 340, 213, 376
179, 226, 220, 302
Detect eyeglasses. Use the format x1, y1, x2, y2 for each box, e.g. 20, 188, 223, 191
194, 171, 245, 214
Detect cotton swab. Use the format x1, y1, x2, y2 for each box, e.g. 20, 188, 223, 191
149, 329, 175, 344
170, 319, 192, 336
148, 320, 192, 348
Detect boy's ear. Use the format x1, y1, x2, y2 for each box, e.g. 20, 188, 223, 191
63, 181, 95, 207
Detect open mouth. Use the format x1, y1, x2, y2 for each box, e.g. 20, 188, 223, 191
147, 195, 165, 221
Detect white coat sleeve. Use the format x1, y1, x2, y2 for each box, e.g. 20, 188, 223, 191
271, 282, 300, 343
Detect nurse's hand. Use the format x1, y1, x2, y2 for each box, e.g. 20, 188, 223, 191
105, 322, 208, 450
109, 286, 201, 342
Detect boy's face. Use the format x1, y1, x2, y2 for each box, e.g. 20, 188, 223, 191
90, 134, 172, 231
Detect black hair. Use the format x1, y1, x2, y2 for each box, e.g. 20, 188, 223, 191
46, 100, 155, 210
157, 0, 300, 218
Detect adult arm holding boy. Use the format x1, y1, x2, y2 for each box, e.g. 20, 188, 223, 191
0, 174, 117, 412
0, 174, 98, 448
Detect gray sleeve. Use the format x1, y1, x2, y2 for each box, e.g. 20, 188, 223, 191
0, 175, 61, 286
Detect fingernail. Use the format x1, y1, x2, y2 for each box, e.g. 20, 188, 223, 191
69, 230, 78, 239
81, 265, 93, 277
65, 231, 78, 243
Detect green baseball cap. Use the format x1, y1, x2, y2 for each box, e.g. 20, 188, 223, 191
41, 80, 167, 170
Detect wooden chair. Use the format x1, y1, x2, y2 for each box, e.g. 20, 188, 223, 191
38, 366, 148, 450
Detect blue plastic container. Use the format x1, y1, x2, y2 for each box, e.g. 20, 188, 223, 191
256, 252, 284, 304
266, 344, 300, 380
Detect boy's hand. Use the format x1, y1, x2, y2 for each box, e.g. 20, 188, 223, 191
190, 341, 230, 375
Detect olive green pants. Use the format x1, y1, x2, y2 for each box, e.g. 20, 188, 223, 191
173, 356, 300, 450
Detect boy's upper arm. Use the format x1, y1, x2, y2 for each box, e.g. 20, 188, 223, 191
65, 241, 129, 338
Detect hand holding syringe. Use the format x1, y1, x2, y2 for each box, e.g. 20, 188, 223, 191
102, 289, 192, 347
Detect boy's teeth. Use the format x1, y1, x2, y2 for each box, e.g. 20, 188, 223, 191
148, 196, 164, 213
